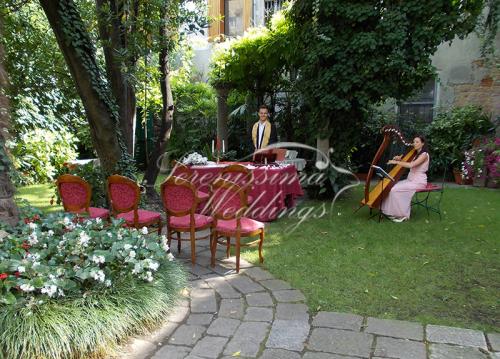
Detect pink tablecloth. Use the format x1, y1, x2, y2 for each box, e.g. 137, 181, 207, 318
172, 163, 304, 222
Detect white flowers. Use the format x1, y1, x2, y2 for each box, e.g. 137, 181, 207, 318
144, 259, 160, 271
28, 233, 38, 245
125, 250, 136, 262
28, 222, 37, 230
47, 230, 54, 237
20, 284, 35, 292
79, 232, 91, 247
91, 270, 106, 283
95, 217, 102, 225
92, 255, 106, 264
104, 279, 112, 287
161, 235, 170, 252
18, 266, 26, 273
143, 271, 153, 282
141, 227, 148, 235
41, 284, 58, 297
124, 244, 132, 250
182, 152, 208, 165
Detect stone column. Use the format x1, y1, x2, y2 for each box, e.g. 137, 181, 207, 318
216, 86, 230, 149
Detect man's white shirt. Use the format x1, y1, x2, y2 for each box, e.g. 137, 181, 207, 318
257, 121, 266, 148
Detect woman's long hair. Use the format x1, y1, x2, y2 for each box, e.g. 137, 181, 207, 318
414, 135, 429, 159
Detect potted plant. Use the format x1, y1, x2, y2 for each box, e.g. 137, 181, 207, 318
462, 137, 500, 187
484, 137, 500, 188
429, 106, 491, 185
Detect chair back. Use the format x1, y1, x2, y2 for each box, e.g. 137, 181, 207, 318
56, 174, 91, 213
172, 160, 194, 180
211, 178, 247, 221
160, 176, 197, 217
220, 164, 253, 194
107, 175, 140, 214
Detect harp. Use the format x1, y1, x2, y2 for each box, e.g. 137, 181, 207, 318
360, 125, 416, 209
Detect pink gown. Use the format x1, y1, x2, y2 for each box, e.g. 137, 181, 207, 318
381, 152, 429, 219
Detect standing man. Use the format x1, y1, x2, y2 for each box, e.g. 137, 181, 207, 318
252, 105, 278, 150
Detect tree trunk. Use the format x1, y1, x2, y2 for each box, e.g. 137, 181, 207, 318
95, 0, 137, 155
0, 15, 19, 226
216, 86, 229, 150
142, 3, 175, 202
39, 0, 133, 176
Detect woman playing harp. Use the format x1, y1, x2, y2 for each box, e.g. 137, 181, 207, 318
382, 136, 430, 222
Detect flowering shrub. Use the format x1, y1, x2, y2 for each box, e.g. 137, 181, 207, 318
484, 138, 500, 184
0, 213, 173, 306
461, 137, 500, 184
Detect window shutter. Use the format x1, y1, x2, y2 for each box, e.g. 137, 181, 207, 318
208, 0, 224, 40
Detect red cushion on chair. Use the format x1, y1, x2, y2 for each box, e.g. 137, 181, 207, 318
197, 190, 210, 201
117, 209, 161, 224
416, 183, 441, 192
215, 217, 264, 235
169, 214, 212, 229
88, 207, 110, 219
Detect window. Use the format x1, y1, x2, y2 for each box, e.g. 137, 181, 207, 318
398, 79, 437, 123
225, 0, 245, 37
264, 0, 284, 24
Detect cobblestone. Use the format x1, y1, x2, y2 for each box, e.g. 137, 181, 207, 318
122, 255, 498, 359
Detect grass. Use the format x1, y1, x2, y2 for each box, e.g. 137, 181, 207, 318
242, 185, 500, 333
16, 184, 62, 213
16, 179, 499, 332
0, 260, 186, 359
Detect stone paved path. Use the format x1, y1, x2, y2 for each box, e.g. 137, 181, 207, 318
118, 237, 500, 359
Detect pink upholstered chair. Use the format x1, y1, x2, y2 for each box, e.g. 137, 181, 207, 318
56, 174, 110, 220
161, 176, 213, 264
172, 160, 210, 202
210, 178, 264, 273
219, 164, 254, 204
107, 175, 162, 234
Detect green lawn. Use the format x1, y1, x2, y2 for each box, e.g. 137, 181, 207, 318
16, 180, 499, 332
242, 185, 500, 333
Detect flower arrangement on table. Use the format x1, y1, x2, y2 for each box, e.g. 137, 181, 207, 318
461, 137, 500, 186
0, 213, 173, 306
182, 151, 209, 166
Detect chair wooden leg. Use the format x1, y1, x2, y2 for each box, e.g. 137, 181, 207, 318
176, 231, 181, 253
259, 231, 264, 264
210, 231, 217, 267
235, 233, 241, 273
226, 236, 231, 258
157, 219, 162, 235
190, 228, 196, 265
167, 229, 172, 247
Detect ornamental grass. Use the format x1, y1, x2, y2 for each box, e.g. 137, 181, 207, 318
0, 213, 187, 359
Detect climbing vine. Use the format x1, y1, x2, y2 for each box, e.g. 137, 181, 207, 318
57, 0, 136, 178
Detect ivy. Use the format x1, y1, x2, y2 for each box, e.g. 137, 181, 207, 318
56, 0, 136, 178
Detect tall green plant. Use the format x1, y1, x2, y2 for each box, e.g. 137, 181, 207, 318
429, 106, 492, 171
7, 128, 78, 185
289, 0, 484, 162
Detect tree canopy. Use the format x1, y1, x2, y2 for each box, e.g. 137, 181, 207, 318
209, 0, 488, 162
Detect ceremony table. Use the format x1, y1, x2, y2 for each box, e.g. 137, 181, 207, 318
172, 163, 304, 222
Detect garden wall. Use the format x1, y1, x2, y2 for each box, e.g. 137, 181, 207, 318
432, 32, 500, 125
